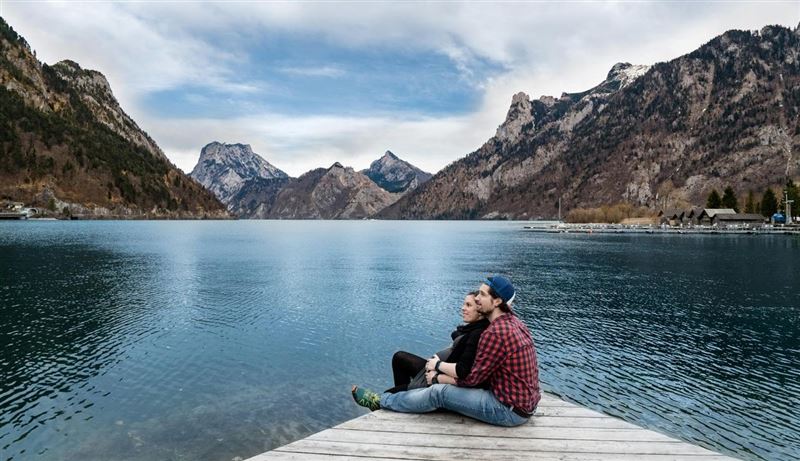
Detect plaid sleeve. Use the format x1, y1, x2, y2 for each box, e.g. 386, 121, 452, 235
455, 328, 505, 388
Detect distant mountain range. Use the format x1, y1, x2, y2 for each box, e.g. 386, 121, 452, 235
380, 25, 800, 219
0, 18, 226, 218
190, 144, 429, 218
241, 162, 399, 219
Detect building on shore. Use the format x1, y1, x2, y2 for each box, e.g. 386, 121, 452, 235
657, 208, 767, 228
697, 208, 736, 226
713, 213, 765, 228
680, 207, 703, 225
658, 209, 684, 226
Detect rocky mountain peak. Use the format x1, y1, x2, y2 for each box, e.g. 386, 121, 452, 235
361, 150, 432, 194
190, 142, 288, 207
329, 162, 345, 169
538, 95, 558, 106
605, 62, 650, 89
52, 60, 112, 96
44, 59, 169, 162
495, 92, 534, 144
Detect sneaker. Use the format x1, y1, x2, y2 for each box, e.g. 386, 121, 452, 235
351, 385, 381, 411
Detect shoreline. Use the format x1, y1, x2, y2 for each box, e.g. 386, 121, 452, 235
524, 223, 800, 235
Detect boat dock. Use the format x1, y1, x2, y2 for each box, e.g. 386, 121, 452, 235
245, 392, 736, 460
0, 212, 27, 220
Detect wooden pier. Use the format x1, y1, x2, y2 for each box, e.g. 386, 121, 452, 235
246, 392, 736, 461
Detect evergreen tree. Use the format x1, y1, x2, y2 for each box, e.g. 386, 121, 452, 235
761, 188, 778, 217
721, 186, 738, 212
744, 190, 756, 213
706, 189, 722, 208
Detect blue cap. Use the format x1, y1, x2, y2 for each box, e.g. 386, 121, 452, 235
486, 275, 515, 304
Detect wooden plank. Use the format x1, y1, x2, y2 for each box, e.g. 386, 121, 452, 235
535, 395, 583, 407
529, 406, 608, 417
363, 405, 604, 419
247, 452, 397, 461
363, 411, 644, 429
248, 452, 403, 461
337, 418, 680, 443
306, 429, 718, 456
272, 440, 733, 461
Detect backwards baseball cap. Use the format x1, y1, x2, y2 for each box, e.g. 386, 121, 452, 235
486, 275, 515, 305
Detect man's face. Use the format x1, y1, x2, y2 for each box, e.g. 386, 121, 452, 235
475, 283, 499, 316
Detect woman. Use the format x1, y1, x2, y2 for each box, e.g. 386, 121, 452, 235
354, 291, 489, 405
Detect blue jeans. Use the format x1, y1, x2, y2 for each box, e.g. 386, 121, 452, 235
380, 384, 529, 427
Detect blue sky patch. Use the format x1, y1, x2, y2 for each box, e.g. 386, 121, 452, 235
142, 32, 505, 119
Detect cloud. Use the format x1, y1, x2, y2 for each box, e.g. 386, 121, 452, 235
277, 65, 346, 78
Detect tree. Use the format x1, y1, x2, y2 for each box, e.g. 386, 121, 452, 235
706, 189, 722, 208
761, 188, 778, 217
744, 190, 757, 213
721, 186, 738, 212
657, 180, 675, 210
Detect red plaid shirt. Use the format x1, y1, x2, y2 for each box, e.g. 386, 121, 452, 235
456, 312, 540, 414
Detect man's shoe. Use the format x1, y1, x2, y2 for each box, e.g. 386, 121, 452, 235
351, 385, 381, 411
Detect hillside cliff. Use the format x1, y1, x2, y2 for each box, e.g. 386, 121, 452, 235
0, 18, 226, 217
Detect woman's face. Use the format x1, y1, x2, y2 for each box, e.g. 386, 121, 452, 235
461, 294, 482, 323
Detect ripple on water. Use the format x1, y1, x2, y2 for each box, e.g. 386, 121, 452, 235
1, 223, 799, 461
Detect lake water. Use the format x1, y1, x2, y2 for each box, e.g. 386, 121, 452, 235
1, 221, 798, 461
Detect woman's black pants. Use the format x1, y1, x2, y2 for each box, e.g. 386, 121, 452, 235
385, 350, 426, 394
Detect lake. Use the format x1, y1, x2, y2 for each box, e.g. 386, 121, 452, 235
1, 221, 798, 460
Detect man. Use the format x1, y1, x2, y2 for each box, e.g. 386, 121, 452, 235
352, 275, 540, 427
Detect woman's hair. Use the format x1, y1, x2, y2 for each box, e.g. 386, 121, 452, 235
487, 286, 511, 313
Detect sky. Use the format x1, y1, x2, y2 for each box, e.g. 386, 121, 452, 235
1, 1, 798, 177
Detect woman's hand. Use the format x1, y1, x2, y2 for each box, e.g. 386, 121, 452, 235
425, 370, 438, 385
425, 354, 440, 372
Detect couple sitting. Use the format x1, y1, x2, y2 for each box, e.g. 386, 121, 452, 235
352, 275, 540, 427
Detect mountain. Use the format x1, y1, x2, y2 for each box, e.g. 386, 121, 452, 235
189, 142, 288, 208
0, 18, 226, 218
361, 151, 432, 193
228, 176, 291, 218
381, 25, 800, 219
236, 162, 399, 219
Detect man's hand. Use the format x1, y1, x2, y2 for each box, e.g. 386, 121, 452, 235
425, 370, 438, 385
425, 354, 440, 372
